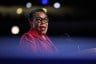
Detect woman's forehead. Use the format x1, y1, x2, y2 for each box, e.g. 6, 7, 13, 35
34, 12, 47, 18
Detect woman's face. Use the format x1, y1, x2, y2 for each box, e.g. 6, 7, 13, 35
32, 12, 48, 35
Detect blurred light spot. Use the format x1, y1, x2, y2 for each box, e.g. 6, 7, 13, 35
41, 0, 48, 5
53, 2, 61, 8
16, 8, 23, 14
11, 26, 20, 35
26, 2, 32, 8
42, 8, 47, 13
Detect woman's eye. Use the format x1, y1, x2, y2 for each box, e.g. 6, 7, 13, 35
36, 18, 41, 21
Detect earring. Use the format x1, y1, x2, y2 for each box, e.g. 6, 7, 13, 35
32, 23, 35, 28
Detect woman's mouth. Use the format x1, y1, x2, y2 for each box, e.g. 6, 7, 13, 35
40, 26, 46, 31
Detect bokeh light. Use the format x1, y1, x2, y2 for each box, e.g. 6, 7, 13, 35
26, 2, 32, 8
53, 2, 61, 8
16, 8, 23, 14
11, 25, 20, 35
42, 8, 47, 13
41, 0, 48, 5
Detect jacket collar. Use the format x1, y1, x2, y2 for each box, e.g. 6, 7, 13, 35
28, 29, 48, 41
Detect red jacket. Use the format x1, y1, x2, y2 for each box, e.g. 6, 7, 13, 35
19, 29, 58, 56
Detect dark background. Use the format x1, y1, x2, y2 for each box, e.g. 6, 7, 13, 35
0, 0, 96, 37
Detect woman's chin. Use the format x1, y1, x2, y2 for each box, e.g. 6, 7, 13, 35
40, 31, 47, 35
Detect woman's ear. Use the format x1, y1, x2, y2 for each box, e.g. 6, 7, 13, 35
29, 21, 35, 29
32, 22, 35, 28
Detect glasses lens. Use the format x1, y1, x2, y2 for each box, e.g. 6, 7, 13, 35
35, 17, 48, 23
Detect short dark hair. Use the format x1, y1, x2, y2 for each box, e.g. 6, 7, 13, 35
28, 8, 46, 22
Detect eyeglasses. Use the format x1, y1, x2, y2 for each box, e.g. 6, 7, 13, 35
34, 17, 49, 23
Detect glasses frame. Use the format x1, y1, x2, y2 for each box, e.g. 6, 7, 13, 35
34, 17, 49, 23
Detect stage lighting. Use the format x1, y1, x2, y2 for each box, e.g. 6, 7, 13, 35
16, 8, 23, 14
11, 26, 20, 35
42, 8, 47, 13
53, 2, 61, 8
41, 0, 48, 5
26, 2, 32, 8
